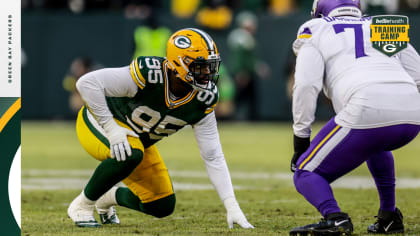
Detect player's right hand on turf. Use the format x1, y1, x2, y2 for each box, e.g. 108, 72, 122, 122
103, 120, 139, 161
291, 135, 310, 172
224, 197, 254, 229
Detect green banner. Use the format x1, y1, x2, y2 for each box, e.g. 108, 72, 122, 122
370, 15, 410, 56
0, 97, 21, 235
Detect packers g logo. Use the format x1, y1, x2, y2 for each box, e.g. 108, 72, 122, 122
370, 15, 409, 57
174, 36, 191, 49
382, 43, 397, 53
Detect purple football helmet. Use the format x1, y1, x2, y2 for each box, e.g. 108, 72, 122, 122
311, 0, 362, 18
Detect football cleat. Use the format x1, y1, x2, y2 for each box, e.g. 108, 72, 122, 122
97, 206, 120, 225
67, 192, 100, 228
367, 208, 404, 234
290, 212, 353, 236
95, 186, 120, 225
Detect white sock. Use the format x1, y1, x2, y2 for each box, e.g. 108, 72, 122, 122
80, 191, 96, 205
97, 187, 118, 209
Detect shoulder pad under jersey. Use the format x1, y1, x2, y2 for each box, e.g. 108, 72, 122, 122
196, 85, 219, 114
129, 56, 165, 89
293, 18, 324, 56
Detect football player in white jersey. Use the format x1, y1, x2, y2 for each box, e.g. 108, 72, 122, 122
289, 0, 420, 235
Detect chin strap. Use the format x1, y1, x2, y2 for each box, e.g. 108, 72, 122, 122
165, 59, 176, 72
177, 56, 194, 82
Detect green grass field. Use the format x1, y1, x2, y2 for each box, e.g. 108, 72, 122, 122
22, 121, 420, 235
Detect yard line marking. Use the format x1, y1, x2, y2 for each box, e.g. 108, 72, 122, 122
21, 178, 246, 191
22, 169, 291, 179
22, 169, 420, 190
23, 169, 93, 176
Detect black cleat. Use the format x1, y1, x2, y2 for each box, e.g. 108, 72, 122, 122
290, 212, 353, 236
367, 208, 404, 234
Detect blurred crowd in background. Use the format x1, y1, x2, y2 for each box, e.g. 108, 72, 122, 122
22, 0, 420, 120
21, 0, 420, 17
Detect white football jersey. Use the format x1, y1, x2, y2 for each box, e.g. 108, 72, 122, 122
293, 16, 420, 137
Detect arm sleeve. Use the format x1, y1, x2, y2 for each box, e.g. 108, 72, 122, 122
192, 112, 235, 202
398, 44, 420, 92
76, 66, 138, 126
292, 45, 324, 138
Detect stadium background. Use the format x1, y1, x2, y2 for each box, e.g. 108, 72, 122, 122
21, 1, 420, 235
21, 0, 420, 121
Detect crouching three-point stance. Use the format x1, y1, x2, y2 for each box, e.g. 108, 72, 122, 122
289, 0, 420, 235
67, 28, 253, 229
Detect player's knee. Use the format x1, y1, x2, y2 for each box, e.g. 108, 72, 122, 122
144, 194, 176, 218
293, 170, 300, 185
125, 149, 143, 166
293, 169, 310, 189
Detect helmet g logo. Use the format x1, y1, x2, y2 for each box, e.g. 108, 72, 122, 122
174, 36, 191, 49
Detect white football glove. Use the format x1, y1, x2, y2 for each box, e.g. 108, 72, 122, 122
103, 119, 139, 162
224, 197, 254, 229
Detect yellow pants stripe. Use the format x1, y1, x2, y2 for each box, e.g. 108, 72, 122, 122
299, 125, 341, 170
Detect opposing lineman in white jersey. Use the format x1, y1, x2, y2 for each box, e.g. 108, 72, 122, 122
289, 0, 420, 235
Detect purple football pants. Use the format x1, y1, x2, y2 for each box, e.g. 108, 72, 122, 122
294, 118, 420, 217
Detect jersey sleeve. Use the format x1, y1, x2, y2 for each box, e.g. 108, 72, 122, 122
129, 57, 147, 90
202, 85, 220, 115
206, 90, 219, 114
192, 111, 235, 202
189, 85, 220, 126
76, 66, 138, 126
292, 44, 325, 138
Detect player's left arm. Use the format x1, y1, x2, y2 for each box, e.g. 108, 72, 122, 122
192, 112, 254, 229
291, 43, 324, 172
76, 66, 139, 161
